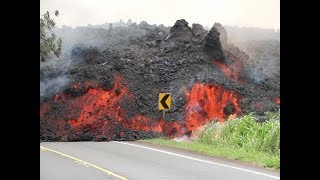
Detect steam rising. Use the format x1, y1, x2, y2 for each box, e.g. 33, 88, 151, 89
40, 76, 69, 98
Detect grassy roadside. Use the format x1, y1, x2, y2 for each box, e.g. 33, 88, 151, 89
141, 112, 280, 169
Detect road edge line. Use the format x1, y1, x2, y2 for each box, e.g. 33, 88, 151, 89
114, 141, 279, 179
40, 146, 128, 180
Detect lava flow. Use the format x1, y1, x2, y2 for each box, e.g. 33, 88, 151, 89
40, 78, 242, 141
213, 61, 237, 80
40, 63, 246, 140
212, 53, 245, 82
40, 19, 279, 142
184, 83, 241, 132
40, 74, 167, 141
275, 98, 280, 105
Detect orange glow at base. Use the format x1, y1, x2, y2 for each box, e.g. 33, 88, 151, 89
41, 75, 244, 140
184, 83, 241, 132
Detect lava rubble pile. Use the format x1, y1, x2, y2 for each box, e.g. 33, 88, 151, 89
40, 19, 280, 141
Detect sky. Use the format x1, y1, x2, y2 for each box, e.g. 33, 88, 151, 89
40, 0, 280, 29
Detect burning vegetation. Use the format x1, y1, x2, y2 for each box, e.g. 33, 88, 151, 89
40, 19, 279, 141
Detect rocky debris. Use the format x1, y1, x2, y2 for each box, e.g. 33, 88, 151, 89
170, 19, 190, 32
224, 43, 250, 63
191, 23, 208, 43
204, 26, 225, 61
213, 23, 228, 47
223, 102, 236, 115
167, 19, 193, 44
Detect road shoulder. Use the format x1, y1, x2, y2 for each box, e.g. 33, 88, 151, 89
134, 140, 280, 176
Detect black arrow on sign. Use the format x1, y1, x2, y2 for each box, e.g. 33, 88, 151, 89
160, 94, 170, 109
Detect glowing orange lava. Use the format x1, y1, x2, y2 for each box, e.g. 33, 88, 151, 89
213, 61, 238, 80
275, 98, 280, 105
122, 115, 165, 132
65, 75, 166, 133
212, 53, 245, 82
41, 75, 243, 140
184, 83, 241, 132
41, 74, 167, 140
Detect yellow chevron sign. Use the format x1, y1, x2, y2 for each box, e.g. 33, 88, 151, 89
158, 93, 171, 110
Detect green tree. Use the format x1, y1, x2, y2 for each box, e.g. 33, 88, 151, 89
40, 10, 62, 62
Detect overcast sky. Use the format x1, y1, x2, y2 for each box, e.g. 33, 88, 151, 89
40, 0, 280, 29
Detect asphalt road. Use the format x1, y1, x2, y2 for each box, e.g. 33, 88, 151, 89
40, 141, 280, 180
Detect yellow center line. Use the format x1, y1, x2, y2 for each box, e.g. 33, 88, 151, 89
40, 146, 128, 180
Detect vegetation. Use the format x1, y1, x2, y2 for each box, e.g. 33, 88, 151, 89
142, 111, 280, 169
40, 10, 62, 62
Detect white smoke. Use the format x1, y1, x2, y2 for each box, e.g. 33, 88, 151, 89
40, 76, 69, 97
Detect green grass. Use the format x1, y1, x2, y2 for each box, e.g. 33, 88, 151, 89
141, 111, 280, 169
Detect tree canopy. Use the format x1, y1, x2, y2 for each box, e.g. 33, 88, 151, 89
40, 10, 62, 62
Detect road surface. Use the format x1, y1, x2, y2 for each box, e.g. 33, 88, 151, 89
40, 141, 280, 180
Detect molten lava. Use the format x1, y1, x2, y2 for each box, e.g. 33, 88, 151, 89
275, 98, 280, 105
213, 61, 240, 81
40, 74, 167, 141
212, 53, 245, 82
40, 74, 243, 141
184, 83, 241, 132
